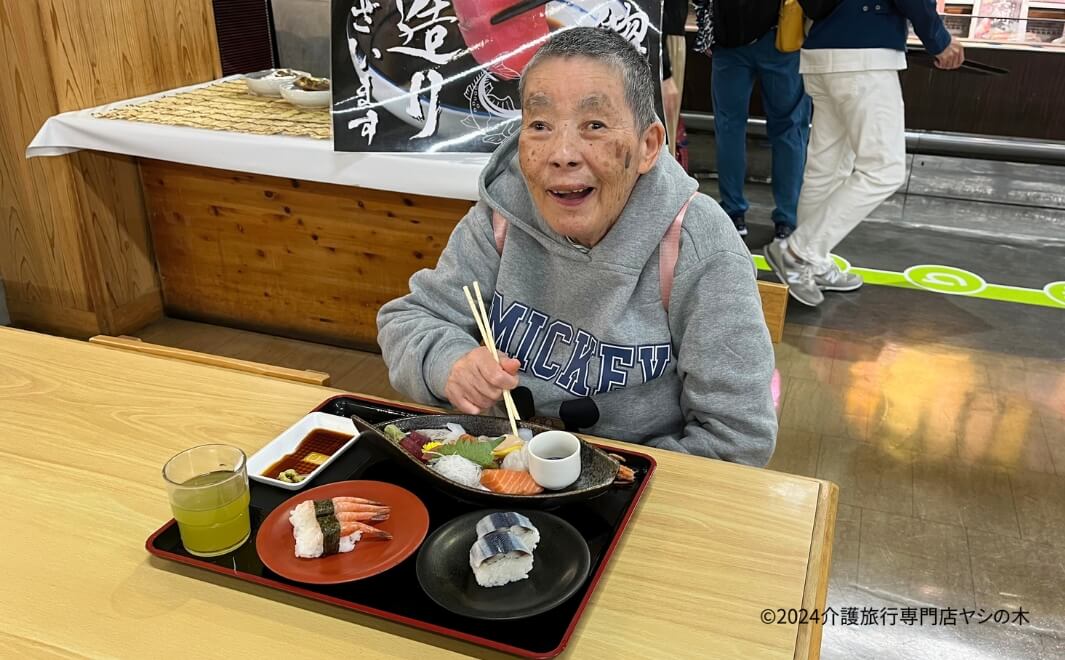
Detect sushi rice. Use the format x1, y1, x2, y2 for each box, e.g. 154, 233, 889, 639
289, 500, 361, 559
469, 530, 534, 587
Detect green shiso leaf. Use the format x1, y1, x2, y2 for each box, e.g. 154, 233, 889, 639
431, 441, 498, 468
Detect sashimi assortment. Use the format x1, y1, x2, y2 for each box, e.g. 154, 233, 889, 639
289, 496, 392, 559
384, 423, 546, 495
469, 512, 541, 587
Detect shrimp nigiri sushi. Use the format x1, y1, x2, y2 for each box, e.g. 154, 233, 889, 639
289, 499, 391, 559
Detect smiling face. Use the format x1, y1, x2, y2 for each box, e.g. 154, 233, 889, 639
518, 56, 664, 248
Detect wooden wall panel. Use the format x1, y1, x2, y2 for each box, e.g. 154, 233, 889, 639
0, 1, 96, 328
142, 160, 475, 349
146, 0, 223, 87
0, 0, 220, 338
39, 0, 221, 111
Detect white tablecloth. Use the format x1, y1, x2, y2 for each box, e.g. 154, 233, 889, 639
26, 77, 489, 201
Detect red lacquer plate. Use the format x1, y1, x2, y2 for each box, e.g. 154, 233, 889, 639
256, 480, 429, 584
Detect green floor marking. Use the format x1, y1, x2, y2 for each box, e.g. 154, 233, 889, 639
750, 255, 1065, 310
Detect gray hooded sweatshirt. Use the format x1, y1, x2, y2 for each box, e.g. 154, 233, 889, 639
377, 133, 777, 466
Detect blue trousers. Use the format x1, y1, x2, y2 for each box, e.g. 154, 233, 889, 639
712, 30, 810, 228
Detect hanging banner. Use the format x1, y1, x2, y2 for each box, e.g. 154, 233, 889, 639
331, 0, 662, 153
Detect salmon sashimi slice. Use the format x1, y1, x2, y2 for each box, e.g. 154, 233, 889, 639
480, 469, 544, 495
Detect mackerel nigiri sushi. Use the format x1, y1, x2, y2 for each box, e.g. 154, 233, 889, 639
289, 498, 391, 559
469, 530, 533, 587
476, 512, 540, 551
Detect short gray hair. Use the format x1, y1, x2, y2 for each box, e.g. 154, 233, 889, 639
519, 27, 658, 133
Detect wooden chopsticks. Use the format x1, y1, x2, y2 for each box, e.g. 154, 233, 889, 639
462, 281, 522, 437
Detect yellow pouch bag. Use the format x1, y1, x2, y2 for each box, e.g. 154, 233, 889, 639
776, 0, 805, 53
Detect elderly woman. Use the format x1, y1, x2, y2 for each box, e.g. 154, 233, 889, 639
377, 28, 776, 466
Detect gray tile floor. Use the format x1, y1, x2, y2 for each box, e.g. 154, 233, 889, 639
713, 174, 1065, 359
683, 161, 1065, 655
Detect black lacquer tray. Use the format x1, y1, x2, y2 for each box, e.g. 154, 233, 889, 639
146, 394, 656, 658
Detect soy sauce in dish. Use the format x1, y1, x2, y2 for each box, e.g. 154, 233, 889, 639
263, 429, 352, 479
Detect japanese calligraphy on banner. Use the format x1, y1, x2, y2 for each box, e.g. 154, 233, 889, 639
331, 0, 662, 153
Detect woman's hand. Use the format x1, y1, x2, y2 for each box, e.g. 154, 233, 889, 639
444, 347, 520, 414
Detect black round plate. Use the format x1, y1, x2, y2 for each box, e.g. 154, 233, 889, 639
416, 510, 591, 620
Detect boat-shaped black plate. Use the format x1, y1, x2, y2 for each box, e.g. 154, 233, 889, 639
362, 414, 621, 508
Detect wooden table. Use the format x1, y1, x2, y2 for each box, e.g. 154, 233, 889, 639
0, 328, 837, 659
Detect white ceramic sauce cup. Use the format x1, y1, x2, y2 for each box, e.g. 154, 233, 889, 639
527, 431, 581, 490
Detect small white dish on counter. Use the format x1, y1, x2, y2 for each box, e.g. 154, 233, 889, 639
244, 68, 308, 97
280, 80, 331, 109
248, 412, 357, 490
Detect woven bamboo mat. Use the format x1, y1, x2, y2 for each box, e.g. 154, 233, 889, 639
94, 80, 331, 140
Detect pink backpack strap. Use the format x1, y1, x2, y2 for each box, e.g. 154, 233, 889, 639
491, 210, 508, 255
659, 193, 697, 311
494, 196, 694, 311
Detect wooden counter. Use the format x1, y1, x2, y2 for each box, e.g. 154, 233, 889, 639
141, 159, 787, 349
0, 0, 220, 338
141, 159, 474, 350
0, 327, 836, 658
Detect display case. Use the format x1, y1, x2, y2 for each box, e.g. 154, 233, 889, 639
928, 0, 1065, 46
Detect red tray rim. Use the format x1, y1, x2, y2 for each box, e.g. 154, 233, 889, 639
145, 393, 658, 659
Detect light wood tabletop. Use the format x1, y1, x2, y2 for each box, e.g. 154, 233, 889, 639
0, 328, 837, 659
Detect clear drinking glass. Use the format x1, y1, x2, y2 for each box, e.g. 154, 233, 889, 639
162, 444, 251, 557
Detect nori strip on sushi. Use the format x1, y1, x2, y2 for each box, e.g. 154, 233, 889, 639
319, 515, 341, 555
314, 499, 334, 518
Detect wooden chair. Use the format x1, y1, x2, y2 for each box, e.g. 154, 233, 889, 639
87, 335, 331, 386
757, 281, 788, 344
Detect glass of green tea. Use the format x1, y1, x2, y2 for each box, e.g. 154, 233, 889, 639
163, 444, 251, 557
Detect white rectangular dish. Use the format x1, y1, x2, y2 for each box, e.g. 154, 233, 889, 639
248, 412, 357, 490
